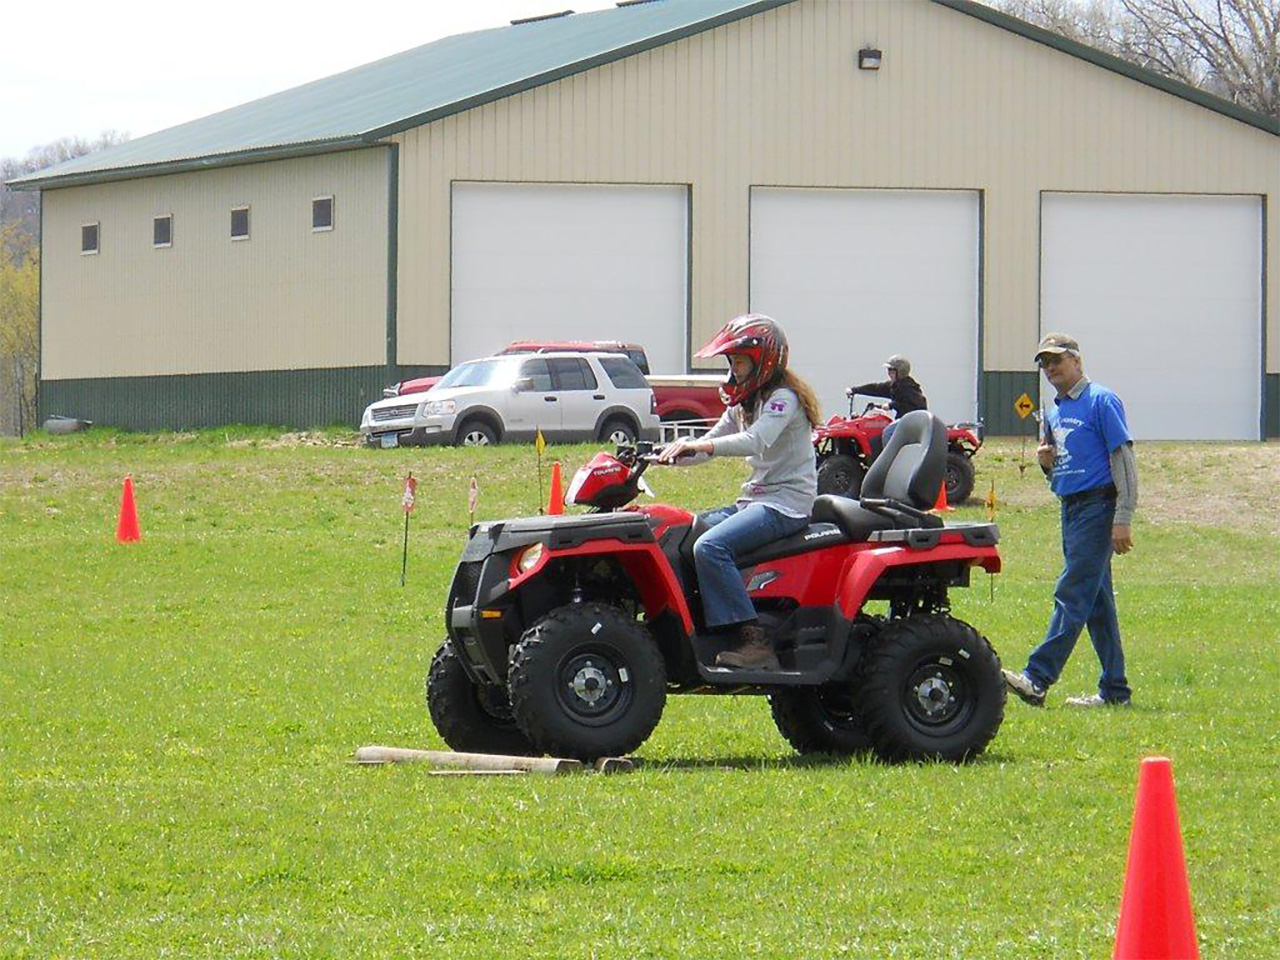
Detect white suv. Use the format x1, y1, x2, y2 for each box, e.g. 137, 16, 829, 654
360, 352, 660, 448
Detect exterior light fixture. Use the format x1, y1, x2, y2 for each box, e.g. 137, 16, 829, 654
858, 48, 882, 71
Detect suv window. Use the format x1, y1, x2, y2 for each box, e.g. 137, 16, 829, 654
624, 350, 650, 374
549, 358, 598, 391
599, 357, 649, 390
519, 359, 554, 391
437, 358, 516, 389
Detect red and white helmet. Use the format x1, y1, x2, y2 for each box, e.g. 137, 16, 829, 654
695, 314, 789, 407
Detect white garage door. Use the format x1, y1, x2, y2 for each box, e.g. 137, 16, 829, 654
451, 182, 688, 372
749, 188, 980, 424
1042, 194, 1262, 441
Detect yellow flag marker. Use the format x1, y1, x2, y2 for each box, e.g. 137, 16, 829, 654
535, 427, 547, 514
985, 478, 998, 523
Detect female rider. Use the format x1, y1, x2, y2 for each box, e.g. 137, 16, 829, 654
658, 314, 821, 670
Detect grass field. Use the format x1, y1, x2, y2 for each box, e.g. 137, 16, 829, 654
1, 430, 1277, 959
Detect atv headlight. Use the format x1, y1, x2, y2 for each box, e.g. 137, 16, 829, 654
516, 543, 545, 574
421, 399, 457, 416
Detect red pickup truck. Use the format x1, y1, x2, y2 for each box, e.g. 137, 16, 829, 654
386, 341, 726, 425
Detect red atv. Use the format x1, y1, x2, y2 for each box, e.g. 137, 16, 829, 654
814, 402, 983, 504
428, 411, 1005, 764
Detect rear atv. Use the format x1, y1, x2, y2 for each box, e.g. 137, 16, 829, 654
814, 402, 983, 504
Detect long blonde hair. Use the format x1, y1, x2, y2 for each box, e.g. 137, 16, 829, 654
750, 370, 822, 427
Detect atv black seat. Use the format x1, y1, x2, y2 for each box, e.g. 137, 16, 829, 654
811, 495, 912, 540
861, 409, 947, 510
734, 522, 850, 568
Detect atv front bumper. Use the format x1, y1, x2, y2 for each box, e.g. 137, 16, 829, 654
445, 512, 656, 684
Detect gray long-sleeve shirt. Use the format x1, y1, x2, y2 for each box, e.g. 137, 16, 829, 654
1110, 443, 1138, 526
704, 387, 818, 519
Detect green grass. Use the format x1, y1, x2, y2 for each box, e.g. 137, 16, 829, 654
1, 431, 1277, 959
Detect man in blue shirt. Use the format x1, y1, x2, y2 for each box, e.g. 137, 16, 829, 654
1004, 333, 1139, 708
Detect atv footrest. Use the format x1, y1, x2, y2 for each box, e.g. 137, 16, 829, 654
700, 666, 825, 687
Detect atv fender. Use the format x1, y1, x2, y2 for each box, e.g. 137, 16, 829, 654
509, 539, 695, 635
836, 543, 1001, 618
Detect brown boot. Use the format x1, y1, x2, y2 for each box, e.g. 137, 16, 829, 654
715, 624, 780, 670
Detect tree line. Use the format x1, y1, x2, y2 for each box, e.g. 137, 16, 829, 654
994, 0, 1279, 119
1, 133, 128, 435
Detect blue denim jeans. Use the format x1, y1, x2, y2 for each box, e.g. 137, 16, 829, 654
693, 503, 809, 629
1025, 493, 1132, 702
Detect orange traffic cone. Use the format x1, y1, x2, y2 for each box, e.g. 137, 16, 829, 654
932, 480, 955, 513
1113, 757, 1199, 960
548, 461, 564, 515
116, 475, 142, 543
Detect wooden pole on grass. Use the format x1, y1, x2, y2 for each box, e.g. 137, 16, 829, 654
354, 745, 584, 774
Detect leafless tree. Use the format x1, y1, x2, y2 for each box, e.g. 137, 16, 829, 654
0, 131, 128, 434
996, 0, 1280, 119
1, 131, 130, 252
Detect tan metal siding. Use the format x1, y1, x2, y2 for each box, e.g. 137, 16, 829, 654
391, 0, 1278, 374
42, 149, 388, 379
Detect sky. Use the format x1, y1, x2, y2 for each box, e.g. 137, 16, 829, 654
0, 0, 619, 160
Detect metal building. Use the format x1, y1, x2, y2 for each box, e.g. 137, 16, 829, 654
10, 0, 1279, 438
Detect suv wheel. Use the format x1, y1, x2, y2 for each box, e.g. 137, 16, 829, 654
456, 419, 498, 447
426, 641, 537, 755
599, 417, 638, 446
856, 615, 1004, 762
508, 603, 666, 760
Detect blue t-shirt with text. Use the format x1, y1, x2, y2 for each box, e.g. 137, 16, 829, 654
1046, 381, 1132, 497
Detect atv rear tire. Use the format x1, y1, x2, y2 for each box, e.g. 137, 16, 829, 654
508, 603, 666, 761
769, 684, 873, 755
427, 641, 537, 756
817, 454, 865, 499
857, 615, 1004, 762
944, 450, 976, 504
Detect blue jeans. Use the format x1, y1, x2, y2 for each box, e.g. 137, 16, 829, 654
1025, 493, 1132, 702
693, 503, 809, 629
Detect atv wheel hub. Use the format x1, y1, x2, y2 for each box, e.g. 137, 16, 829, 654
555, 650, 631, 723
905, 661, 968, 729
915, 676, 953, 718
571, 664, 611, 705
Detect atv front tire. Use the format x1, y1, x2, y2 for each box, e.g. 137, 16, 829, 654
816, 454, 865, 499
770, 684, 873, 755
427, 641, 537, 756
509, 603, 666, 761
857, 615, 1004, 762
944, 450, 976, 504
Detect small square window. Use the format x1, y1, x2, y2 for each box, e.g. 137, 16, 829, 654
81, 222, 99, 255
312, 196, 334, 232
153, 215, 173, 248
231, 206, 250, 240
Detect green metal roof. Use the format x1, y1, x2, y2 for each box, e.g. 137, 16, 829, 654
10, 0, 789, 190
10, 0, 1274, 191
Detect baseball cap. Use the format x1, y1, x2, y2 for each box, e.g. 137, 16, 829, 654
1034, 333, 1079, 361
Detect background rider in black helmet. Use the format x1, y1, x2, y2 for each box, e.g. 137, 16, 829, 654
846, 354, 928, 417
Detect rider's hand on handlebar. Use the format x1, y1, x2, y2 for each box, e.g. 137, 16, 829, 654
657, 438, 712, 463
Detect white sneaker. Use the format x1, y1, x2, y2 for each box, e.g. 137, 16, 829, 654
1065, 694, 1131, 707
1002, 669, 1046, 707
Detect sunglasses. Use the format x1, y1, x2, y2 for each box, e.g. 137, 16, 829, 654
1036, 353, 1071, 369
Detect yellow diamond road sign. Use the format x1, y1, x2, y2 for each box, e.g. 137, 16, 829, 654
1014, 393, 1034, 419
